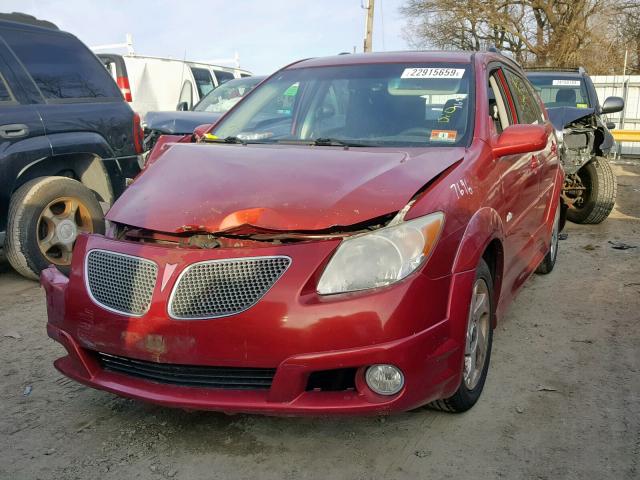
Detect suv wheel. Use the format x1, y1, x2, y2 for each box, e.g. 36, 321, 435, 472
566, 157, 617, 224
5, 176, 104, 280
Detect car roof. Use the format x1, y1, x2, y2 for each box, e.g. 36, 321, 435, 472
287, 50, 523, 72
0, 13, 60, 32
289, 51, 475, 69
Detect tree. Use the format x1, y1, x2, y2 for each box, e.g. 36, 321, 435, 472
400, 0, 633, 74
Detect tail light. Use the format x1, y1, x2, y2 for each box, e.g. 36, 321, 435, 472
133, 112, 144, 154
116, 76, 132, 102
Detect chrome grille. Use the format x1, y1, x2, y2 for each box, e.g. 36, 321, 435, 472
169, 256, 291, 319
86, 250, 158, 316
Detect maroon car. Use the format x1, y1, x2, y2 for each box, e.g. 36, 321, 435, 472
42, 51, 563, 415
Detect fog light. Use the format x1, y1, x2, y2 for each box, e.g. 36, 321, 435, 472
365, 364, 404, 395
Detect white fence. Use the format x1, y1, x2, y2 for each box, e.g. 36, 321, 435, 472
591, 75, 640, 157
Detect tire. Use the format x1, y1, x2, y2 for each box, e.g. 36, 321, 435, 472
5, 176, 104, 280
536, 199, 560, 275
566, 157, 616, 224
431, 259, 494, 413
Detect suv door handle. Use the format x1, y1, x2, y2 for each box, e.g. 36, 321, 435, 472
0, 124, 29, 139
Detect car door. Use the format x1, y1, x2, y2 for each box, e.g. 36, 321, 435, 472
489, 67, 543, 293
503, 69, 554, 232
0, 41, 50, 238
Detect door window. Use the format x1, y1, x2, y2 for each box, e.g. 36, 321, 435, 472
190, 67, 215, 97
0, 73, 14, 104
488, 70, 511, 134
504, 70, 543, 124
2, 28, 121, 101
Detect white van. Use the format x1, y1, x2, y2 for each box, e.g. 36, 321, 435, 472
98, 53, 252, 116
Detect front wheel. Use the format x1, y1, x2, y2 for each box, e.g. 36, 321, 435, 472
536, 199, 560, 274
431, 258, 494, 412
565, 157, 616, 224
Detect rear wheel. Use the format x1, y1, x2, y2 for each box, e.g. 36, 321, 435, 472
431, 259, 494, 413
5, 176, 104, 280
565, 157, 616, 224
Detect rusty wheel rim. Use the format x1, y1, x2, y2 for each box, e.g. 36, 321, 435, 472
37, 196, 94, 266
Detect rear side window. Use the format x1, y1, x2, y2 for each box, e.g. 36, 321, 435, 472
504, 70, 543, 124
214, 70, 235, 85
190, 67, 215, 97
0, 73, 14, 103
2, 28, 121, 101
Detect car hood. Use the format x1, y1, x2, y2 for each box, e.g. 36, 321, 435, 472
107, 143, 464, 233
143, 111, 223, 135
546, 106, 596, 131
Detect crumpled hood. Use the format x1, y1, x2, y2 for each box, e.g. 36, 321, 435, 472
547, 107, 595, 131
144, 111, 223, 135
107, 143, 464, 233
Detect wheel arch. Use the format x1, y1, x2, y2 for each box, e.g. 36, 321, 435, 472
451, 207, 505, 327
14, 153, 114, 207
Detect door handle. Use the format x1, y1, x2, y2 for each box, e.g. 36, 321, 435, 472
0, 124, 29, 139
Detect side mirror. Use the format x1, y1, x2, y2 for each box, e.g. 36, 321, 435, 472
176, 101, 190, 111
193, 123, 213, 141
601, 96, 624, 114
606, 121, 616, 130
493, 124, 547, 158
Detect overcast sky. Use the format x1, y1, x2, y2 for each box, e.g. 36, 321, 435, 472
2, 0, 409, 74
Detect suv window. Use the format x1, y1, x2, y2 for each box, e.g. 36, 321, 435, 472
504, 70, 542, 124
2, 28, 121, 101
0, 73, 14, 103
214, 70, 235, 85
190, 67, 215, 97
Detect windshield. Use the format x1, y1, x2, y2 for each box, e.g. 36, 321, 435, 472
527, 75, 591, 109
193, 77, 262, 113
211, 63, 473, 147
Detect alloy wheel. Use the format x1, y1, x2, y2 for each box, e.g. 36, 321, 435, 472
36, 196, 94, 265
463, 278, 491, 390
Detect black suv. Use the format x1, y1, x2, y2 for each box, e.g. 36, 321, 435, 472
0, 13, 143, 279
526, 67, 624, 224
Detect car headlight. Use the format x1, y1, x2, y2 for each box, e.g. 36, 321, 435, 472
317, 212, 444, 295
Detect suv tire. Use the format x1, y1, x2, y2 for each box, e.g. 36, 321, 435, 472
567, 157, 616, 224
5, 176, 105, 279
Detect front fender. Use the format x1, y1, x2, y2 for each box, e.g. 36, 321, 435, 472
451, 207, 505, 274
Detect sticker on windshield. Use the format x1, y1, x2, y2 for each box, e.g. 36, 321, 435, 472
431, 130, 457, 143
576, 103, 588, 108
552, 79, 581, 86
401, 68, 465, 79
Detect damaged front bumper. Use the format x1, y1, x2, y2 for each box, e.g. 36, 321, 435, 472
42, 234, 474, 415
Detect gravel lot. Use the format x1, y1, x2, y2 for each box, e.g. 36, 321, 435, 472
1, 163, 638, 480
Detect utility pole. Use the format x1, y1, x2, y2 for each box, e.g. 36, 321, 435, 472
363, 0, 375, 53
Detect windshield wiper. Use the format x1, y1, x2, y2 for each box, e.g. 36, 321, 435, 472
202, 135, 247, 145
313, 137, 370, 147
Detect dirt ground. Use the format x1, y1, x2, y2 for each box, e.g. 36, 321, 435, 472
0, 163, 638, 480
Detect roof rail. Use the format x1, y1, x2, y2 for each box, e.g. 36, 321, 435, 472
0, 12, 59, 30
525, 66, 587, 74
